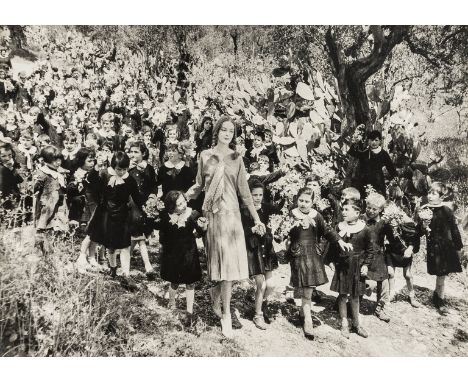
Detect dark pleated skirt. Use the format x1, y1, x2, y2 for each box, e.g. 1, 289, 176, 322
289, 241, 328, 288
368, 250, 388, 281
330, 254, 367, 297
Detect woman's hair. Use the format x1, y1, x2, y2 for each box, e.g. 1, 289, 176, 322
128, 140, 149, 160
342, 198, 362, 212
212, 115, 238, 157
248, 178, 264, 192
429, 181, 445, 196
197, 116, 213, 133
75, 147, 96, 168
41, 145, 63, 164
296, 186, 314, 201
164, 190, 185, 214
110, 151, 130, 169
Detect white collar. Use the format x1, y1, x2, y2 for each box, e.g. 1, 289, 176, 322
292, 207, 317, 220
338, 220, 366, 237
165, 160, 184, 170
130, 160, 148, 171
421, 203, 444, 208
107, 167, 129, 187
18, 144, 37, 155
168, 207, 192, 228
74, 167, 88, 181
6, 124, 17, 132
251, 169, 270, 177
40, 165, 66, 188
62, 146, 80, 160
370, 147, 382, 154
251, 144, 267, 156
98, 129, 115, 138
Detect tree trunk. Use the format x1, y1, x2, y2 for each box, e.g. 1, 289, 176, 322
325, 26, 409, 136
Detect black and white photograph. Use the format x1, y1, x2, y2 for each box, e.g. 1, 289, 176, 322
1, 1, 467, 365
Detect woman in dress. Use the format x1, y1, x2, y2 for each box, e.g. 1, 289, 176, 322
185, 115, 266, 338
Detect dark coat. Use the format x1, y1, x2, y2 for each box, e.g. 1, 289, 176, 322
348, 143, 397, 196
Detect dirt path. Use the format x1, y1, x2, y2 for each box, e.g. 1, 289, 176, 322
137, 244, 468, 356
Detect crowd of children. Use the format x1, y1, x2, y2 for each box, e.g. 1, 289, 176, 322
0, 31, 465, 340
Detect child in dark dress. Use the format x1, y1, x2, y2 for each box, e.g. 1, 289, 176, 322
153, 191, 207, 322
364, 192, 393, 322
128, 141, 157, 280
329, 199, 376, 339
240, 179, 281, 330
287, 187, 352, 339
87, 151, 144, 291
61, 130, 81, 172
348, 130, 397, 197
67, 148, 101, 271
156, 143, 195, 199
417, 182, 464, 315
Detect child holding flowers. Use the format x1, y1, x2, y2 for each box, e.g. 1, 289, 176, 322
152, 190, 207, 324
329, 199, 377, 339
417, 182, 464, 315
383, 202, 422, 307
286, 187, 352, 339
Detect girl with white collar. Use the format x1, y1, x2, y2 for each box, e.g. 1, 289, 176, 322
87, 151, 144, 292
417, 182, 464, 315
156, 142, 195, 199
287, 187, 352, 340
153, 190, 207, 325
329, 198, 377, 339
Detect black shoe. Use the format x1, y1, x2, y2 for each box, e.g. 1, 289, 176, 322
437, 298, 449, 315
146, 269, 157, 281
120, 276, 139, 292
432, 291, 440, 308
312, 290, 322, 303
231, 310, 243, 329
109, 266, 118, 279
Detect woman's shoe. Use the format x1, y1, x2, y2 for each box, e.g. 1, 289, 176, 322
341, 324, 350, 339
303, 320, 314, 340
352, 325, 369, 338
109, 266, 118, 279
253, 314, 267, 330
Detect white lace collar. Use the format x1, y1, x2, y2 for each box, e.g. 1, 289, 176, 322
6, 124, 18, 132
165, 160, 184, 170
130, 160, 148, 171
40, 165, 66, 188
251, 144, 267, 157
98, 129, 115, 138
338, 220, 366, 237
107, 167, 129, 187
62, 146, 80, 160
169, 207, 192, 228
370, 147, 382, 154
292, 207, 317, 220
421, 203, 444, 208
18, 144, 37, 156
